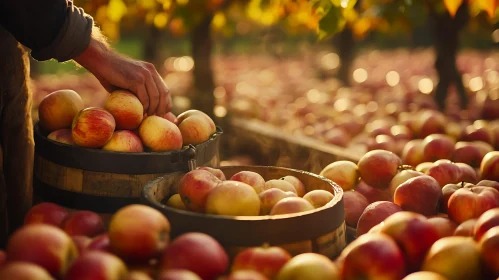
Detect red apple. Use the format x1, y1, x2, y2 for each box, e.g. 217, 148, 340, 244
401, 139, 425, 167
126, 264, 156, 279
178, 169, 222, 212
47, 129, 74, 145
478, 226, 499, 278
269, 197, 315, 216
388, 169, 424, 196
343, 191, 369, 228
477, 179, 499, 192
414, 110, 446, 138
441, 182, 470, 213
480, 151, 499, 181
205, 180, 261, 216
127, 271, 154, 280
64, 251, 127, 280
102, 130, 144, 152
415, 162, 434, 173
402, 271, 449, 280
455, 162, 478, 183
230, 171, 267, 194
355, 181, 392, 203
276, 253, 339, 280
447, 186, 499, 224
452, 142, 484, 168
24, 202, 69, 227
473, 208, 499, 241
378, 211, 440, 272
425, 161, 462, 187
109, 204, 170, 262
324, 127, 351, 147
0, 262, 54, 280
38, 89, 84, 132
391, 124, 413, 141
226, 270, 269, 280
6, 224, 78, 278
62, 210, 105, 238
454, 219, 477, 237
337, 233, 406, 280
356, 201, 402, 236
421, 236, 483, 280
87, 233, 111, 252
421, 134, 455, 162
394, 175, 442, 216
138, 115, 183, 152
196, 167, 226, 181
280, 176, 306, 197
104, 89, 144, 130
427, 217, 458, 239
157, 269, 201, 280
160, 232, 229, 280
232, 246, 292, 279
319, 161, 359, 191
258, 188, 297, 215
264, 180, 297, 194
177, 110, 217, 145
357, 150, 402, 190
72, 107, 116, 148
0, 250, 6, 268
302, 190, 334, 209
463, 124, 495, 146
166, 194, 187, 211
72, 235, 92, 254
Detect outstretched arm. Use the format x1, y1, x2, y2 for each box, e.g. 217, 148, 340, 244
0, 0, 172, 116
73, 27, 172, 116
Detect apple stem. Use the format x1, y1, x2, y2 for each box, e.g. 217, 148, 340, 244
261, 242, 270, 248
398, 165, 414, 171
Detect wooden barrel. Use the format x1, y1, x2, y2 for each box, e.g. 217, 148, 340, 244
33, 122, 223, 213
141, 166, 346, 260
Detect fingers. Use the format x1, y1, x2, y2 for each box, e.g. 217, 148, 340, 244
151, 68, 172, 116
143, 65, 160, 116
135, 83, 149, 114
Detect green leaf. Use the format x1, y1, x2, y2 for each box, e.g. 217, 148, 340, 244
317, 3, 346, 40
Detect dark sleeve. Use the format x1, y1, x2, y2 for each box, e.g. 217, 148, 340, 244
0, 0, 94, 62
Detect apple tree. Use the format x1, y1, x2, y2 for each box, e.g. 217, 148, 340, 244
313, 0, 499, 110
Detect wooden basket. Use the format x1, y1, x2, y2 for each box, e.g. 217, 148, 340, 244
33, 122, 223, 213
141, 166, 346, 260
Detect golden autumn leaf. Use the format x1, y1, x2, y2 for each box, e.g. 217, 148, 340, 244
212, 12, 227, 29
444, 0, 464, 17
107, 0, 128, 22
153, 12, 169, 28
474, 0, 497, 18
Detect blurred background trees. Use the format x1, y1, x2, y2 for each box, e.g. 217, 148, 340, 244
33, 0, 499, 117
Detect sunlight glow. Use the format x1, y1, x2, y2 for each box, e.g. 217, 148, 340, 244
418, 77, 433, 94
353, 68, 368, 83
386, 71, 400, 87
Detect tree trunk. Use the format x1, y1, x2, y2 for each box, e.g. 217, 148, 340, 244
143, 25, 162, 69
335, 26, 355, 86
429, 2, 469, 111
191, 16, 216, 120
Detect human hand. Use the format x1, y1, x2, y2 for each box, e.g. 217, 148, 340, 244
74, 36, 172, 116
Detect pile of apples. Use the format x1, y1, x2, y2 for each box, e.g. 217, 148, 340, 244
166, 167, 336, 216
0, 201, 350, 280
37, 89, 217, 152
318, 148, 499, 279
